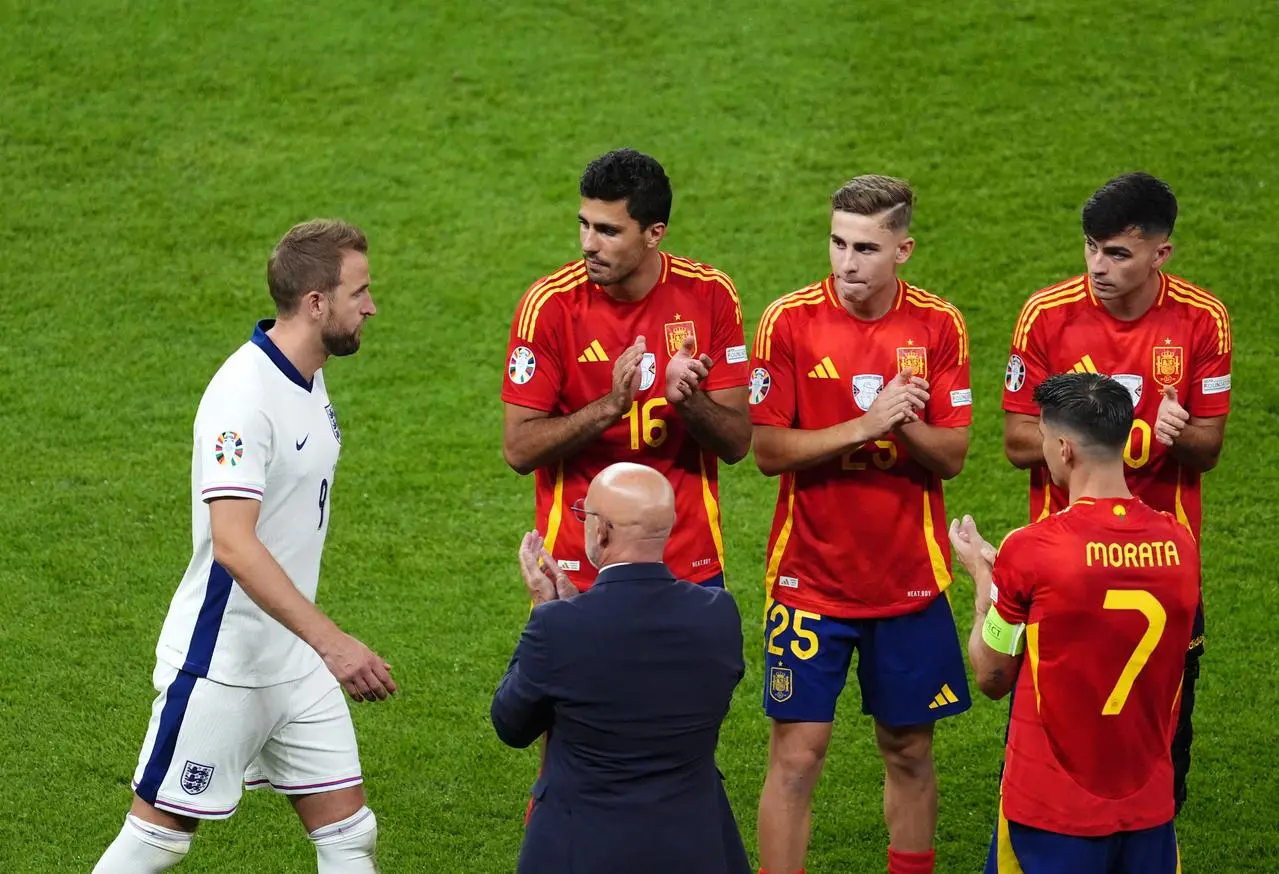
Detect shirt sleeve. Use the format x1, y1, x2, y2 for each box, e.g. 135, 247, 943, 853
1003, 301, 1053, 415
925, 307, 973, 427
490, 606, 555, 749
500, 284, 567, 413
196, 385, 272, 502
702, 274, 750, 392
1183, 307, 1232, 418
991, 528, 1035, 626
748, 305, 798, 428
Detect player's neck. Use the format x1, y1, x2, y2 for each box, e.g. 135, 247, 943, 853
266, 318, 327, 381
1066, 465, 1132, 505
840, 278, 898, 321
604, 251, 664, 303
1098, 272, 1160, 322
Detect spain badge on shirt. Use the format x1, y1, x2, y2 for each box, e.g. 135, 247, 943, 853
665, 320, 697, 357
1153, 345, 1183, 386
896, 344, 928, 379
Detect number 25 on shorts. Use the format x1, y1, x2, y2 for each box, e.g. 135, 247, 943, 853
766, 602, 821, 661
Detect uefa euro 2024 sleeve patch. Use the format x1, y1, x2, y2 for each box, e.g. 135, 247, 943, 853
213, 431, 244, 466
508, 346, 536, 385
749, 367, 771, 405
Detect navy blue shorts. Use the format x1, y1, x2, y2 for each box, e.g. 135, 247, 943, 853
762, 594, 971, 725
699, 573, 725, 589
986, 808, 1179, 874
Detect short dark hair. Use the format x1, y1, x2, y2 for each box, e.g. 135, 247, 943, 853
831, 175, 914, 232
579, 149, 672, 228
267, 219, 368, 315
1034, 372, 1133, 454
1081, 173, 1178, 241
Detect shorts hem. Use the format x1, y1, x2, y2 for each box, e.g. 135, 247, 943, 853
244, 773, 363, 795
137, 786, 239, 820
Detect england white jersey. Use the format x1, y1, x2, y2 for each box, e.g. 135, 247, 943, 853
155, 321, 343, 687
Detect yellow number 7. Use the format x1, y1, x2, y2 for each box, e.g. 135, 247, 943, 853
1102, 590, 1167, 716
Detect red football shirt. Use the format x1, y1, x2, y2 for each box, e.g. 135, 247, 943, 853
749, 277, 972, 619
501, 253, 749, 588
1003, 273, 1232, 538
992, 497, 1200, 835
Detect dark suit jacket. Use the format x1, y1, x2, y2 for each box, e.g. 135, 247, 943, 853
491, 562, 749, 874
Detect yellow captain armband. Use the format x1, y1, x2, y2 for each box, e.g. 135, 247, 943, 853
982, 609, 1026, 656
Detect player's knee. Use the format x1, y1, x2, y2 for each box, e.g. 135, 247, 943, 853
877, 726, 934, 777
769, 737, 829, 794
310, 806, 377, 873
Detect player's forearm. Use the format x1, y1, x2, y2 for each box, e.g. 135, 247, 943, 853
967, 608, 1017, 700
1170, 422, 1224, 472
504, 396, 623, 475
896, 422, 968, 480
752, 421, 870, 476
1003, 420, 1043, 469
674, 390, 751, 463
212, 536, 342, 653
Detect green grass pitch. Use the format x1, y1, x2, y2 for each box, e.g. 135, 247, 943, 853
2, 1, 1277, 870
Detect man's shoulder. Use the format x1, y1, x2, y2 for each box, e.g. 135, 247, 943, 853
512, 261, 591, 343
1011, 275, 1091, 349
753, 280, 829, 358
1162, 274, 1231, 352
200, 344, 269, 406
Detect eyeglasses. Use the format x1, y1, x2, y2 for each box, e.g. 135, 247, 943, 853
570, 498, 613, 529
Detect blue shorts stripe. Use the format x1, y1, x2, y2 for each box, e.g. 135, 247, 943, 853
181, 561, 234, 676
134, 670, 199, 805
700, 573, 726, 589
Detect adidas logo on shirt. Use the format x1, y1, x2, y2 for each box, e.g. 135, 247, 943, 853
577, 340, 609, 363
807, 357, 840, 379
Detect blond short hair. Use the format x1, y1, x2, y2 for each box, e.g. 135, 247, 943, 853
831, 175, 914, 233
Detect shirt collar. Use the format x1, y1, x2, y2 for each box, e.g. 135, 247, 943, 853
251, 319, 313, 392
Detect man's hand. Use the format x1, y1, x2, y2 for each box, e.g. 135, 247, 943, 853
948, 514, 997, 611
519, 530, 577, 605
1155, 384, 1190, 446
608, 335, 647, 416
317, 633, 396, 703
665, 335, 714, 405
861, 369, 929, 439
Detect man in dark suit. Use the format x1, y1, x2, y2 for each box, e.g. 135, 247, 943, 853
492, 461, 751, 874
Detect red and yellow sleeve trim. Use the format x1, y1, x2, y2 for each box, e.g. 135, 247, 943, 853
903, 284, 969, 365
668, 255, 743, 325
1165, 275, 1232, 355
1012, 277, 1088, 352
752, 282, 826, 361
515, 261, 589, 342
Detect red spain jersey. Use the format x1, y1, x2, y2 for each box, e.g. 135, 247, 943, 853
501, 253, 749, 589
992, 497, 1200, 835
749, 277, 972, 619
1003, 273, 1232, 538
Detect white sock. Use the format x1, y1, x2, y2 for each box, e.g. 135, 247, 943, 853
93, 814, 192, 873
310, 806, 378, 873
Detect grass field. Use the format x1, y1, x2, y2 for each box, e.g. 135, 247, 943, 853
3, 0, 1278, 870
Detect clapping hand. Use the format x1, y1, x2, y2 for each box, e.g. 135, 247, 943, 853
1155, 385, 1189, 447
665, 335, 714, 404
519, 530, 578, 605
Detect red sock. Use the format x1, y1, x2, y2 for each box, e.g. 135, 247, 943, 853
888, 847, 934, 874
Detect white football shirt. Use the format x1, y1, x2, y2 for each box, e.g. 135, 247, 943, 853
155, 321, 342, 687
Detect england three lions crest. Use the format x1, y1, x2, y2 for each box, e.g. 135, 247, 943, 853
769, 666, 793, 703
325, 403, 342, 445
896, 345, 927, 379
664, 320, 697, 357
180, 760, 214, 796
1152, 346, 1183, 387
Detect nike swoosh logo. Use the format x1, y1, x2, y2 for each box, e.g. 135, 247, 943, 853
295, 435, 309, 451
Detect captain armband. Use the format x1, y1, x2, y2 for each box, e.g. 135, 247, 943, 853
982, 609, 1026, 656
